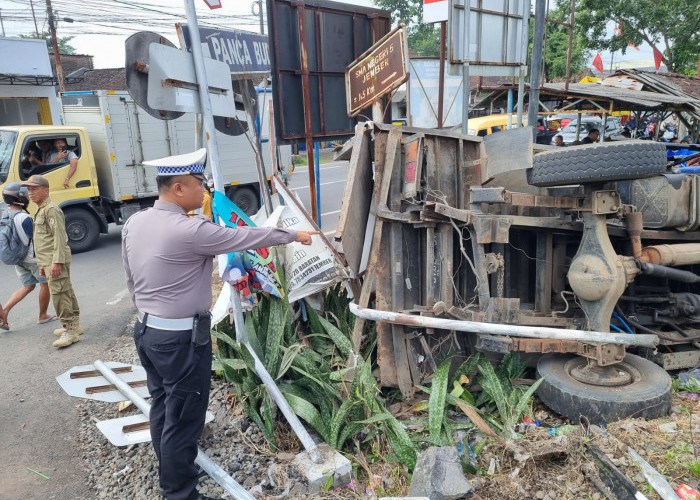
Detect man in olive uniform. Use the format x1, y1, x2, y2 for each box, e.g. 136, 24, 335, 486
122, 149, 318, 500
22, 175, 82, 348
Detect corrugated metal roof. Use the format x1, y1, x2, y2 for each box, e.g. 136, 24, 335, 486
613, 69, 700, 117
542, 83, 696, 111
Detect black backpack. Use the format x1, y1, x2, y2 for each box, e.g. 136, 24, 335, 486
0, 210, 30, 265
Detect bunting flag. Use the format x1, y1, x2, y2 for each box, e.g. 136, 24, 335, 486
212, 191, 284, 305
592, 53, 604, 74
653, 46, 664, 71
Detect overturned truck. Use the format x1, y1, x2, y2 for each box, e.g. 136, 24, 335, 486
336, 123, 700, 423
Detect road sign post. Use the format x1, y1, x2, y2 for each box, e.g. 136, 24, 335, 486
184, 0, 319, 463
345, 25, 409, 118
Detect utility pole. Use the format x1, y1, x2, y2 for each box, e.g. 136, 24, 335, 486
528, 0, 546, 142
45, 0, 65, 93
0, 10, 5, 37
252, 0, 264, 35
30, 0, 40, 37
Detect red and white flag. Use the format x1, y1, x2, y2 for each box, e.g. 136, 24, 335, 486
592, 53, 604, 74
653, 46, 664, 71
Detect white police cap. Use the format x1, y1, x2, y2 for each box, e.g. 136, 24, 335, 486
143, 148, 207, 176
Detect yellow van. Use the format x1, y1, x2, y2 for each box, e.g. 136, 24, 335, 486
467, 114, 521, 136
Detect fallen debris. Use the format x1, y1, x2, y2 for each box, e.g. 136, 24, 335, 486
408, 447, 474, 500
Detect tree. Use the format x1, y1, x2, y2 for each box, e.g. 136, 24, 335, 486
543, 1, 589, 81
371, 0, 440, 56
19, 32, 76, 55
575, 0, 700, 74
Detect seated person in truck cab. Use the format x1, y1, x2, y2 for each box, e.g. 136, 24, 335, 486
21, 143, 42, 177
23, 140, 57, 177
26, 140, 56, 166
46, 138, 78, 188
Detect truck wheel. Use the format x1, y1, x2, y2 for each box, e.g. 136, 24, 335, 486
228, 187, 259, 216
64, 208, 100, 253
528, 141, 667, 187
536, 353, 671, 424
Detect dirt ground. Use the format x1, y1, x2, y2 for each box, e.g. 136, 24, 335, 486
471, 395, 700, 500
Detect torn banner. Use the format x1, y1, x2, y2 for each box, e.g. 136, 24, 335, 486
273, 177, 348, 302
212, 191, 283, 304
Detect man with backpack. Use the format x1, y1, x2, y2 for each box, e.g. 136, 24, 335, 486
0, 183, 56, 331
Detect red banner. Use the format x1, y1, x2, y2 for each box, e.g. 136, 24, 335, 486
592, 53, 604, 74
653, 46, 664, 71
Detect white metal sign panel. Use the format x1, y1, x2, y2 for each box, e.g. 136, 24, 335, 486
409, 58, 464, 128
449, 0, 530, 77
56, 362, 150, 403
423, 0, 448, 23
97, 411, 214, 446
147, 43, 236, 117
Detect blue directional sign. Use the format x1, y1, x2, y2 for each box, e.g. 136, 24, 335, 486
179, 24, 270, 78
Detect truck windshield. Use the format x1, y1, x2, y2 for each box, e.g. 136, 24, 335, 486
0, 130, 18, 184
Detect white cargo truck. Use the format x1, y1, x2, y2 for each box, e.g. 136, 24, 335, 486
0, 90, 291, 252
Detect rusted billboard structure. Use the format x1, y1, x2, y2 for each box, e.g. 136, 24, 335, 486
266, 0, 391, 221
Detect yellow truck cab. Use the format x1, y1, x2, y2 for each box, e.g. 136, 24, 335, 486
0, 126, 104, 252
0, 90, 293, 253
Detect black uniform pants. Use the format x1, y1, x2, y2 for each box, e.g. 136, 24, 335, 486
134, 320, 212, 500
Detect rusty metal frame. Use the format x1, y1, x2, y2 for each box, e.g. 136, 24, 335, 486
267, 0, 391, 142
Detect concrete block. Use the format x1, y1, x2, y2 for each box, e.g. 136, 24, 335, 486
408, 446, 474, 500
292, 444, 352, 492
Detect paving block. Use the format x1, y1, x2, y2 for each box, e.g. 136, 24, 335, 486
292, 444, 352, 492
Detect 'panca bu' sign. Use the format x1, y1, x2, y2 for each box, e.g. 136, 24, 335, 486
345, 26, 408, 117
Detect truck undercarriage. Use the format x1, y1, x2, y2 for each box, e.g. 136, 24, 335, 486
338, 123, 700, 423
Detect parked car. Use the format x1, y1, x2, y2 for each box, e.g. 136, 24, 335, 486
554, 117, 622, 145
550, 112, 580, 128
467, 113, 559, 144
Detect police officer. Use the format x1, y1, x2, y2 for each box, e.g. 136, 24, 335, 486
22, 174, 82, 347
121, 149, 317, 500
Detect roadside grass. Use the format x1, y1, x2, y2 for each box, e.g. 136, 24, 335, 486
292, 151, 338, 167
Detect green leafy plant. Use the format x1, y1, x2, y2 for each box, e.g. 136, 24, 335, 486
673, 376, 700, 393
685, 461, 700, 480
476, 357, 544, 440
427, 352, 542, 440
213, 283, 417, 470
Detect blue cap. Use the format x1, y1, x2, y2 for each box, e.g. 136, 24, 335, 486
143, 148, 207, 176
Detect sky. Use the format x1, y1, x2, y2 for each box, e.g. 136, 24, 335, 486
0, 0, 375, 68
0, 0, 659, 72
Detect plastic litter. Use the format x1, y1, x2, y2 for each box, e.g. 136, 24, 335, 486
676, 483, 700, 500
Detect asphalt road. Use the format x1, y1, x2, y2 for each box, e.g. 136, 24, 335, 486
0, 164, 349, 499
0, 225, 135, 500
287, 160, 349, 235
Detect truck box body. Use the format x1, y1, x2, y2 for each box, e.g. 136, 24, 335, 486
61, 90, 290, 201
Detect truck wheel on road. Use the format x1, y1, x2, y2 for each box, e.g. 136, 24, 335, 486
528, 141, 667, 187
536, 353, 671, 424
228, 187, 259, 216
64, 208, 100, 253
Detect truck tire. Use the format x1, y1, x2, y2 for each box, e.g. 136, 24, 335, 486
536, 353, 671, 424
64, 208, 100, 253
228, 186, 259, 216
528, 141, 667, 187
